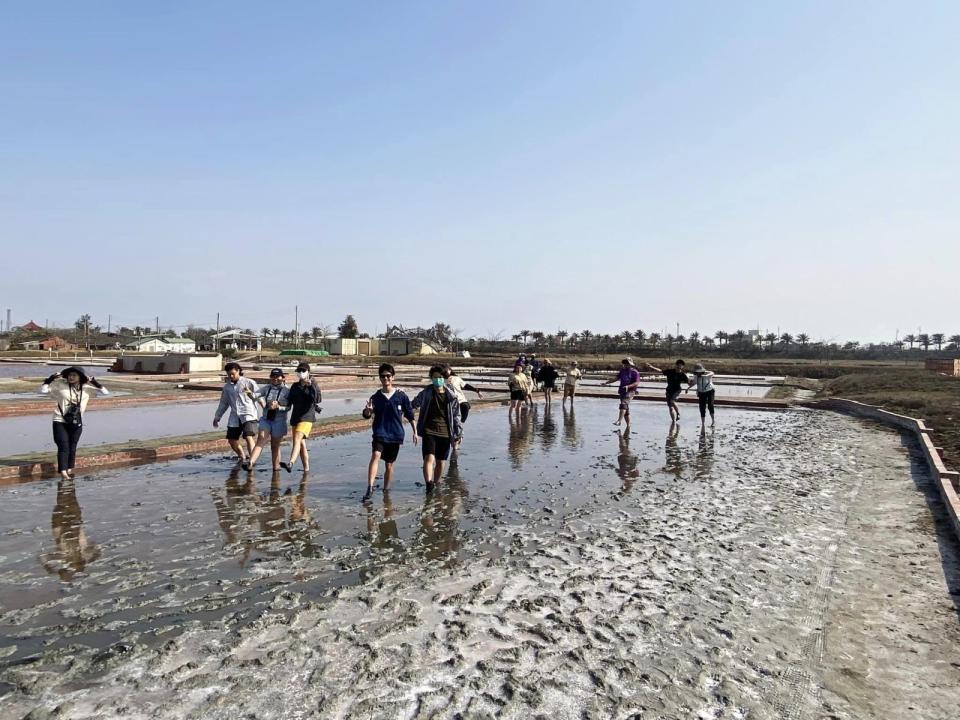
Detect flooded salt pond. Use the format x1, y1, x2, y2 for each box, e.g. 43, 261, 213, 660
0, 389, 368, 456
1, 401, 958, 719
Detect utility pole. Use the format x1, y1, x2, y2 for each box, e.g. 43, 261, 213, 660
156, 316, 160, 334
295, 305, 299, 348
108, 314, 111, 334
215, 312, 220, 353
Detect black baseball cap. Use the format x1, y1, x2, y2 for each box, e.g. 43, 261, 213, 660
269, 368, 285, 377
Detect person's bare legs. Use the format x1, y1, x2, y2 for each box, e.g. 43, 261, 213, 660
228, 438, 247, 462
544, 387, 552, 405
299, 442, 309, 472
283, 430, 307, 472
365, 449, 383, 500
246, 430, 271, 468
383, 461, 395, 489
270, 435, 282, 470
422, 453, 436, 491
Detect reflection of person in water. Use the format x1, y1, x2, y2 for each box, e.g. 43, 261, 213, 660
693, 425, 716, 481
664, 422, 683, 480
40, 479, 101, 581
539, 403, 557, 452
615, 429, 640, 492
562, 404, 582, 450
507, 410, 534, 470
415, 464, 467, 563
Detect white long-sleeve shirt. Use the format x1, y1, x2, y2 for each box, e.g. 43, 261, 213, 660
691, 372, 715, 393
40, 378, 109, 423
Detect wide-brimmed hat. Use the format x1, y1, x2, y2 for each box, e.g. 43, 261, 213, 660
269, 368, 285, 377
692, 363, 706, 374
622, 357, 634, 366
60, 366, 89, 383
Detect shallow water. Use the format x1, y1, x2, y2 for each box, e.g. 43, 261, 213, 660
0, 389, 369, 456
0, 400, 957, 719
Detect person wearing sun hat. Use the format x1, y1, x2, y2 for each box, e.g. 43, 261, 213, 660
686, 362, 716, 425
244, 368, 291, 471
40, 366, 110, 480
603, 357, 641, 427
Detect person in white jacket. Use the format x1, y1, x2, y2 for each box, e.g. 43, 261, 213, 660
686, 363, 716, 425
40, 366, 109, 480
213, 362, 260, 464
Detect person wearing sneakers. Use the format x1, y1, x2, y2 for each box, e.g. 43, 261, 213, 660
412, 366, 462, 494
361, 363, 418, 502
213, 362, 260, 465
281, 362, 322, 473
245, 368, 291, 471
687, 363, 716, 425
562, 360, 583, 405
40, 366, 109, 480
645, 359, 689, 423
603, 357, 641, 427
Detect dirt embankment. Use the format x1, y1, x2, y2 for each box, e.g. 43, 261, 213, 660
820, 369, 960, 468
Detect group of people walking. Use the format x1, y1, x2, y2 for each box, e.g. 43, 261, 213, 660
39, 357, 717, 490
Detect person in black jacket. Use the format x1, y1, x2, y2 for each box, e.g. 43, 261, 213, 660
537, 358, 560, 405
280, 362, 322, 473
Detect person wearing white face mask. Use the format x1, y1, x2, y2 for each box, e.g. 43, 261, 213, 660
280, 362, 322, 473
412, 366, 462, 494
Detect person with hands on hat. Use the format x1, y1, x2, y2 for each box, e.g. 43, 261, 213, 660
40, 366, 109, 480
244, 368, 291, 471
281, 362, 322, 473
603, 357, 641, 427
686, 363, 716, 426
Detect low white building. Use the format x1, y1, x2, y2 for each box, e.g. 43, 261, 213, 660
125, 336, 197, 353
116, 353, 222, 374
211, 330, 262, 352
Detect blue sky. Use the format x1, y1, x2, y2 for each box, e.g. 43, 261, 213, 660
2, 2, 958, 342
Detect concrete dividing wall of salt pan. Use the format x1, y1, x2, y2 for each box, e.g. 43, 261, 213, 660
813, 398, 960, 543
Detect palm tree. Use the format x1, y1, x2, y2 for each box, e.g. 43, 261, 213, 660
665, 334, 675, 350
903, 333, 916, 350
261, 327, 271, 342
676, 334, 686, 348
520, 329, 531, 345
732, 329, 747, 346
621, 330, 633, 347
919, 333, 931, 351
949, 334, 960, 350
531, 331, 545, 346
649, 332, 661, 348
311, 326, 322, 341
843, 341, 860, 351
763, 332, 777, 349
635, 330, 646, 347
556, 329, 568, 345
714, 330, 726, 346
796, 333, 809, 346
932, 333, 944, 350
272, 328, 282, 343
689, 331, 700, 347
779, 333, 793, 347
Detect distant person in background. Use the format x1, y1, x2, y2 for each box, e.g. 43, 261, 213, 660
361, 363, 418, 502
562, 360, 583, 405
245, 368, 290, 471
442, 365, 484, 452
603, 357, 641, 427
687, 363, 716, 426
508, 362, 531, 416
645, 359, 689, 422
529, 354, 542, 390
537, 358, 560, 404
213, 362, 260, 465
413, 366, 462, 494
40, 366, 109, 480
281, 362, 322, 473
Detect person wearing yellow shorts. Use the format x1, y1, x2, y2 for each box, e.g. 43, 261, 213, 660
281, 362, 322, 473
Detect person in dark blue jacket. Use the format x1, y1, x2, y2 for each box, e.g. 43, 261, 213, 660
412, 365, 462, 494
361, 363, 418, 502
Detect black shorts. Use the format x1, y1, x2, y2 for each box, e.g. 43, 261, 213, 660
666, 389, 682, 404
541, 380, 556, 390
460, 402, 471, 423
421, 434, 452, 461
510, 390, 525, 401
372, 438, 401, 464
226, 421, 259, 440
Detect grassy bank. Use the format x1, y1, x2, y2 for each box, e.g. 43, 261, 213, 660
820, 369, 960, 468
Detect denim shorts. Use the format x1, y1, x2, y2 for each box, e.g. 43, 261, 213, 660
259, 416, 289, 438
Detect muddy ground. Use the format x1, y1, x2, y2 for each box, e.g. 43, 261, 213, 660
0, 401, 957, 719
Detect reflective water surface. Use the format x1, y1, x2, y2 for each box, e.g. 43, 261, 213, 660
1, 400, 958, 719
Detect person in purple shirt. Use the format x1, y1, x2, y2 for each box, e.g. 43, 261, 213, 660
603, 357, 641, 427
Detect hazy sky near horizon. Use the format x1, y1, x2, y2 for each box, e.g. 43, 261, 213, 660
2, 2, 958, 342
